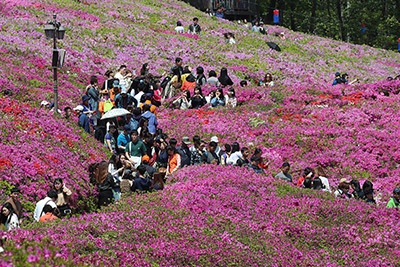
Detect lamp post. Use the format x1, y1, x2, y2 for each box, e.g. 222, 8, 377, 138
44, 14, 65, 112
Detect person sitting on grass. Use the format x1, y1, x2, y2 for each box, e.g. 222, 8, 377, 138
39, 205, 59, 223
248, 156, 264, 174
350, 179, 364, 200
334, 179, 352, 199
131, 165, 152, 193
0, 203, 19, 230
296, 167, 314, 187
33, 190, 58, 222
274, 162, 292, 183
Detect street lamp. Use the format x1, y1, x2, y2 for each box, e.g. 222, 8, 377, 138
44, 14, 66, 112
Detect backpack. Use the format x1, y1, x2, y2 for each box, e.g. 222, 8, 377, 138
103, 99, 113, 113
177, 147, 190, 167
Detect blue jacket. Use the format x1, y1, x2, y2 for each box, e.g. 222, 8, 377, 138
78, 113, 90, 133
211, 97, 225, 107
141, 111, 158, 134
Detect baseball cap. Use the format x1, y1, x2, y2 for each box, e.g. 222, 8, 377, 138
123, 125, 130, 131
73, 105, 84, 111
339, 178, 350, 184
210, 136, 219, 143
393, 188, 400, 194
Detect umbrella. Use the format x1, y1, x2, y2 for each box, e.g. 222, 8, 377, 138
266, 42, 281, 52
101, 108, 130, 120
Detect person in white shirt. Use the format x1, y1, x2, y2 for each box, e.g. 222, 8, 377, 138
114, 65, 127, 81
224, 87, 237, 108
33, 191, 58, 222
224, 32, 236, 44
226, 142, 241, 165
314, 166, 331, 193
114, 65, 133, 87
0, 203, 19, 230
175, 21, 184, 33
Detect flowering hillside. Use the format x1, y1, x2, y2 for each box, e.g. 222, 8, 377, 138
0, 0, 400, 265
2, 166, 400, 266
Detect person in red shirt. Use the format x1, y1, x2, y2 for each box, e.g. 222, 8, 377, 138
296, 167, 314, 187
39, 205, 59, 223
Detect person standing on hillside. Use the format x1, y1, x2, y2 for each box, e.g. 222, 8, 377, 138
114, 65, 133, 86
125, 130, 147, 168
86, 75, 100, 124
188, 17, 201, 35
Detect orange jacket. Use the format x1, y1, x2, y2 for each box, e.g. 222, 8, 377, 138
39, 212, 58, 222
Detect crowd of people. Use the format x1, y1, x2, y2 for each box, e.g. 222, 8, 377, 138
37, 57, 398, 212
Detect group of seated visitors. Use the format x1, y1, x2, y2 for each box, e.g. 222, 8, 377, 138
0, 179, 73, 232
87, 129, 279, 207
274, 163, 400, 207
332, 72, 359, 85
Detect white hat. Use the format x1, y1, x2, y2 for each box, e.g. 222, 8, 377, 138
121, 84, 127, 94
40, 100, 50, 107
210, 136, 219, 143
73, 105, 84, 111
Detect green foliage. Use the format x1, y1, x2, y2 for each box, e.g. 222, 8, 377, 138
260, 0, 400, 51
376, 16, 400, 50
269, 90, 286, 104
